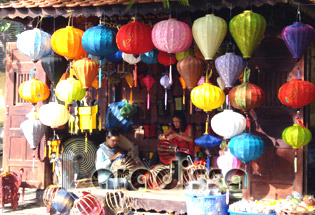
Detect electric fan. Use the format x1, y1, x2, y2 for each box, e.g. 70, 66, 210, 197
62, 137, 97, 190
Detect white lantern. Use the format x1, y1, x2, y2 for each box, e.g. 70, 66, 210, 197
122, 53, 141, 65
210, 109, 246, 139
216, 150, 241, 176
38, 102, 70, 128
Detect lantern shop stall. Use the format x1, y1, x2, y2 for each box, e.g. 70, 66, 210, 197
0, 0, 315, 214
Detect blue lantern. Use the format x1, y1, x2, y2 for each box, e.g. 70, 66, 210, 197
17, 28, 52, 62
229, 133, 265, 163
107, 50, 123, 64
82, 24, 118, 59
140, 50, 158, 64
215, 52, 245, 88
52, 189, 78, 214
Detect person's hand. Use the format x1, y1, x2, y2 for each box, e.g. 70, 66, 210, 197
158, 134, 166, 140
167, 133, 178, 140
111, 152, 123, 161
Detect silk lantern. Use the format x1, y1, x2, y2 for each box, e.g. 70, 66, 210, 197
51, 26, 86, 60
211, 109, 246, 140
125, 73, 134, 104
38, 102, 70, 128
52, 190, 78, 215
82, 24, 118, 59
179, 77, 186, 105
160, 75, 172, 110
108, 50, 123, 64
215, 52, 245, 88
176, 48, 194, 61
192, 14, 227, 61
122, 53, 141, 87
282, 22, 315, 61
143, 75, 155, 109
56, 78, 86, 104
19, 79, 50, 104
41, 53, 68, 85
17, 28, 52, 62
158, 51, 177, 84
282, 124, 312, 172
141, 50, 158, 64
217, 151, 241, 176
73, 58, 100, 90
229, 10, 266, 59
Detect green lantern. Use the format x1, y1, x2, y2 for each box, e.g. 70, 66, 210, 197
282, 124, 312, 173
229, 10, 266, 59
56, 78, 86, 104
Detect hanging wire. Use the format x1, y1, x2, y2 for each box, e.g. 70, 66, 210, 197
296, 3, 301, 22
290, 0, 315, 6
35, 15, 45, 28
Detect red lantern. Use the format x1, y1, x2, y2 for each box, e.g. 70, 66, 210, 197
142, 75, 155, 110
116, 21, 154, 56
158, 51, 176, 66
278, 78, 315, 109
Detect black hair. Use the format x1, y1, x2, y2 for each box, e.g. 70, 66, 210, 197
106, 129, 120, 138
171, 111, 188, 133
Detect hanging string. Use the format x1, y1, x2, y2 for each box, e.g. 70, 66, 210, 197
296, 3, 302, 22
243, 66, 251, 83
296, 110, 306, 128
35, 15, 45, 29
67, 10, 73, 26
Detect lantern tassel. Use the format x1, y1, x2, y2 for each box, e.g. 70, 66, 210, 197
85, 133, 88, 153
183, 89, 185, 105
30, 68, 35, 79
99, 115, 102, 131
32, 150, 36, 172
130, 88, 133, 104
226, 188, 230, 205
134, 64, 138, 88
190, 99, 192, 115
113, 85, 116, 102
294, 150, 298, 173
98, 65, 102, 89
165, 88, 167, 110
204, 113, 210, 134
244, 164, 248, 188
169, 65, 172, 84
147, 92, 150, 110
245, 112, 250, 132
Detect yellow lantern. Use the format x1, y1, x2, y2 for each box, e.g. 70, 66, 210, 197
192, 14, 227, 61
19, 79, 50, 104
55, 78, 86, 104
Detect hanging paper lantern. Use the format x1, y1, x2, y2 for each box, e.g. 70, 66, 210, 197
17, 28, 52, 62
152, 18, 192, 54
125, 73, 134, 104
51, 26, 86, 59
191, 83, 225, 112
72, 58, 100, 90
116, 21, 154, 55
141, 50, 158, 64
192, 14, 227, 61
108, 50, 123, 64
91, 77, 105, 90
41, 53, 68, 85
229, 133, 265, 163
176, 48, 194, 61
211, 109, 246, 140
229, 10, 266, 59
177, 56, 205, 90
282, 22, 315, 61
56, 78, 86, 104
71, 193, 102, 215
38, 102, 70, 128
160, 75, 172, 110
157, 51, 176, 66
217, 151, 241, 176
122, 52, 141, 64
215, 52, 245, 88
143, 75, 155, 110
179, 77, 186, 105
278, 78, 315, 109
82, 24, 118, 59
282, 124, 312, 149
19, 79, 50, 104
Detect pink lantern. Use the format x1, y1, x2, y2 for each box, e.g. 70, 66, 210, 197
160, 75, 172, 110
217, 151, 241, 176
197, 76, 206, 86
143, 75, 156, 110
71, 193, 102, 215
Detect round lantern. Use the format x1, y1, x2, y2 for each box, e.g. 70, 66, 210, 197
282, 22, 315, 61
160, 75, 172, 110
82, 24, 118, 59
123, 53, 141, 87
71, 193, 102, 215
192, 14, 227, 61
17, 28, 52, 62
56, 78, 86, 104
52, 189, 78, 214
116, 21, 154, 55
51, 26, 86, 60
278, 78, 315, 109
72, 58, 100, 90
41, 53, 68, 85
176, 48, 194, 61
229, 10, 266, 59
217, 151, 241, 176
141, 50, 158, 64
215, 52, 245, 88
38, 102, 70, 128
19, 79, 50, 104
211, 109, 246, 140
157, 51, 176, 66
152, 18, 192, 54
108, 50, 123, 63
229, 133, 264, 164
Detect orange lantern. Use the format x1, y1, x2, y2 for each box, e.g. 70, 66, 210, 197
19, 79, 50, 104
51, 26, 86, 60
73, 58, 100, 90
125, 73, 134, 104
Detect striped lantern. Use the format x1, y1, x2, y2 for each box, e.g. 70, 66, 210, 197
41, 53, 68, 85
217, 151, 241, 176
19, 79, 50, 104
72, 58, 100, 90
56, 78, 86, 104
70, 193, 102, 215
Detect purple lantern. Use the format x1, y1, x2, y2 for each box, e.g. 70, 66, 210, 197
282, 22, 315, 61
215, 52, 245, 88
160, 75, 172, 110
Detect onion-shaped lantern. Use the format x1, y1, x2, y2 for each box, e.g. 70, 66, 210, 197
140, 50, 158, 64
282, 22, 315, 61
41, 53, 68, 85
229, 10, 266, 59
19, 79, 50, 104
217, 151, 241, 176
38, 102, 70, 128
176, 48, 194, 61
17, 28, 52, 62
160, 75, 172, 110
56, 78, 86, 104
143, 75, 155, 110
192, 14, 227, 61
51, 26, 86, 60
82, 24, 118, 59
72, 58, 100, 90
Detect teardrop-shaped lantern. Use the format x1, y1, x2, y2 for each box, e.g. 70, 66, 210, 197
41, 53, 68, 85
215, 52, 245, 88
82, 24, 118, 58
160, 75, 172, 110
38, 102, 70, 128
176, 48, 194, 61
229, 10, 266, 59
17, 28, 52, 62
125, 73, 134, 104
108, 50, 123, 64
152, 18, 192, 54
211, 109, 246, 140
217, 151, 241, 176
143, 75, 155, 109
192, 14, 227, 61
229, 133, 265, 163
72, 58, 100, 90
51, 26, 86, 59
56, 78, 86, 104
282, 124, 312, 149
177, 56, 206, 90
282, 22, 315, 61
141, 50, 158, 64
117, 21, 154, 55
278, 78, 315, 109
19, 79, 50, 104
